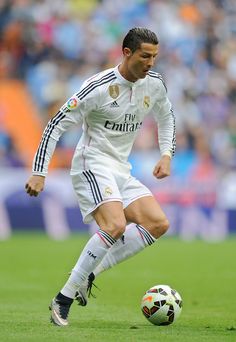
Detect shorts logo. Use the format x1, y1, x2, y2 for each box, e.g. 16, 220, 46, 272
109, 85, 119, 99
143, 96, 150, 108
104, 186, 113, 196
67, 97, 78, 110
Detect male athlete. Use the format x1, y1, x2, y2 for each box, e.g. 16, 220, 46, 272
25, 27, 176, 326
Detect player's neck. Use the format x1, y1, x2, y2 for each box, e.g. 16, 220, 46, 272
118, 63, 138, 83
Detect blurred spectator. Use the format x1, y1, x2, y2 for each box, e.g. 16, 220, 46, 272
0, 106, 24, 167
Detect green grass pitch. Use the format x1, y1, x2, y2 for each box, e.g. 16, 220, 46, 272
0, 233, 236, 342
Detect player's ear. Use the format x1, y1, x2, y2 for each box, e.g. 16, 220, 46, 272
123, 47, 132, 57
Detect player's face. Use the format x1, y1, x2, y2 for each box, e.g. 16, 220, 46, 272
125, 43, 159, 81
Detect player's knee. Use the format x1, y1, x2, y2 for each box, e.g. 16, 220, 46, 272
104, 219, 126, 239
151, 217, 169, 239
158, 218, 169, 236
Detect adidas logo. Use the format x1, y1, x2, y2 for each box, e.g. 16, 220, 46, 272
110, 101, 119, 108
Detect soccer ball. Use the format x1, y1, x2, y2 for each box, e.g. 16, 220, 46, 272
141, 284, 183, 326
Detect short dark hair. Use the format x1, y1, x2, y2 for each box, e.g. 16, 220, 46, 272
122, 27, 159, 53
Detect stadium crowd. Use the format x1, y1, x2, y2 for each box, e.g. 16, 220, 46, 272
0, 0, 236, 181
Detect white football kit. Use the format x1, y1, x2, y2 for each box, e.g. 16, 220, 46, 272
32, 65, 176, 223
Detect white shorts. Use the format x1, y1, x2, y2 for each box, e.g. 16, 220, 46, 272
71, 163, 152, 224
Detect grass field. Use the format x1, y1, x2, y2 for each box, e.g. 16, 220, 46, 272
0, 233, 236, 342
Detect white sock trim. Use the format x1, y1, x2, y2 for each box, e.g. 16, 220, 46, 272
136, 224, 156, 246
97, 229, 116, 247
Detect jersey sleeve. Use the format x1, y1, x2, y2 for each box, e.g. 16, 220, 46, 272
32, 84, 98, 176
152, 80, 176, 158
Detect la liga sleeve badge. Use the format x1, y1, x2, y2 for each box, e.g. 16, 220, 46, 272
67, 97, 79, 110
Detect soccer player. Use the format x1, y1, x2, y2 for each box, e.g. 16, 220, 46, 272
25, 27, 176, 326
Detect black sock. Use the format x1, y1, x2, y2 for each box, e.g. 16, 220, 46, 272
56, 292, 74, 305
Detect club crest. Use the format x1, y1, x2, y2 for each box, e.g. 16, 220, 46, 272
104, 186, 113, 196
109, 85, 119, 99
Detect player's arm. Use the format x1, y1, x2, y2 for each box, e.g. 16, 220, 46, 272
25, 97, 84, 197
152, 79, 176, 179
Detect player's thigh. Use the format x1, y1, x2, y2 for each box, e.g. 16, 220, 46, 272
93, 201, 127, 239
124, 196, 169, 238
121, 175, 160, 227
72, 166, 122, 224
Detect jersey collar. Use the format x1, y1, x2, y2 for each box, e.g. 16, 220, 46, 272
114, 65, 142, 87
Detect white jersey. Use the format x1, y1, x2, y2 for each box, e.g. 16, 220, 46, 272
32, 65, 176, 176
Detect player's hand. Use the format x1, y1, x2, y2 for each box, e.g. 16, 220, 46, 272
25, 175, 45, 197
153, 155, 171, 179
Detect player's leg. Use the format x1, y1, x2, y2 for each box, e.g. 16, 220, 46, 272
125, 195, 169, 238
61, 201, 126, 297
75, 175, 169, 306
93, 195, 168, 276
50, 166, 125, 326
50, 201, 126, 326
75, 195, 169, 307
90, 173, 169, 277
